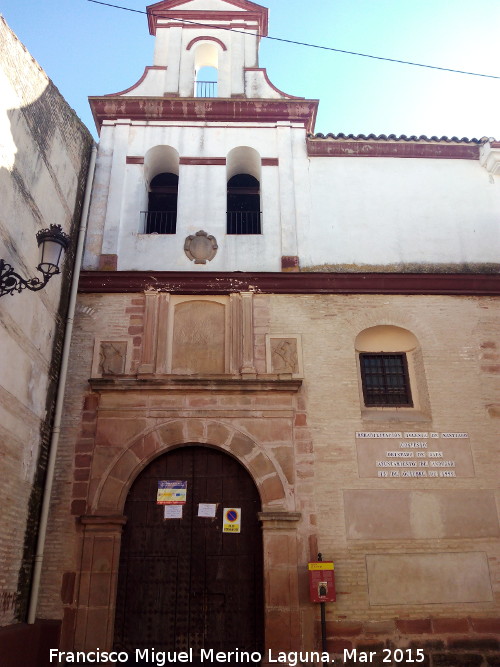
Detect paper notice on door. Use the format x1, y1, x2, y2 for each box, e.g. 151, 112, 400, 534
164, 504, 183, 519
198, 503, 217, 518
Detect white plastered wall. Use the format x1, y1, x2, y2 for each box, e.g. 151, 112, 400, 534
83, 120, 301, 271
83, 121, 500, 272
299, 155, 500, 269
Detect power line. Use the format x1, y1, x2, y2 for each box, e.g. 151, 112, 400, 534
86, 0, 500, 81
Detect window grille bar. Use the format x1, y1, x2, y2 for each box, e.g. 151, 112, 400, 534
141, 211, 177, 235
226, 211, 262, 235
196, 81, 217, 98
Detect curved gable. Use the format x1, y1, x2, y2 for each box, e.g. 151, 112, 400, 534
147, 0, 268, 35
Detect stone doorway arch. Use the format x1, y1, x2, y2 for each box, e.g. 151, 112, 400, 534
91, 418, 291, 515
71, 418, 302, 654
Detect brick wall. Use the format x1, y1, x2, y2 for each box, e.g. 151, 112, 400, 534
39, 291, 499, 660
269, 294, 499, 661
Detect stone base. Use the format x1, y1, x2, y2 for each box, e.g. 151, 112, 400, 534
281, 255, 300, 272
325, 617, 500, 666
0, 620, 61, 667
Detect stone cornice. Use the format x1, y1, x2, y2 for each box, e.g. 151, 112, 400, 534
89, 376, 303, 392
79, 515, 127, 527
258, 511, 302, 528
307, 137, 480, 160
88, 96, 318, 133
79, 271, 500, 296
258, 511, 301, 522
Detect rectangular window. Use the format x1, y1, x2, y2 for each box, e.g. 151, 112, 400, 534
360, 353, 413, 407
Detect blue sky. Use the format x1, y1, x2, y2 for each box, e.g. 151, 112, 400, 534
2, 0, 500, 141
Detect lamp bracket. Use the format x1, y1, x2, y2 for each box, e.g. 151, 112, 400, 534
0, 259, 52, 297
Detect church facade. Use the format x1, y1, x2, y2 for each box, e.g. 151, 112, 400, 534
36, 0, 500, 663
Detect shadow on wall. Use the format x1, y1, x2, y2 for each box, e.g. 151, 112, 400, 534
0, 19, 93, 667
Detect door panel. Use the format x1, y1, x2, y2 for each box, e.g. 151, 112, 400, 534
114, 446, 264, 658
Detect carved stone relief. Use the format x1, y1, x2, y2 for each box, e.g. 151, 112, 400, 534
271, 339, 298, 374
98, 341, 127, 375
184, 230, 218, 264
266, 335, 303, 377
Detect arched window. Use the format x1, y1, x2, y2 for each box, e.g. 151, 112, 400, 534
145, 172, 178, 234
142, 145, 179, 235
226, 147, 262, 235
355, 326, 422, 409
194, 42, 219, 97
226, 174, 261, 234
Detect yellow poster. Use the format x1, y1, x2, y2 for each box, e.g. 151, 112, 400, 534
157, 480, 187, 505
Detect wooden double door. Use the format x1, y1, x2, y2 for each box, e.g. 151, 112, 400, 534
114, 446, 264, 659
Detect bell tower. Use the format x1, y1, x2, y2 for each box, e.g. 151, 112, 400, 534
92, 0, 311, 103
87, 0, 318, 274
147, 0, 268, 98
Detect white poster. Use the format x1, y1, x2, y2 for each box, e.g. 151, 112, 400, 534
164, 504, 183, 519
198, 503, 217, 518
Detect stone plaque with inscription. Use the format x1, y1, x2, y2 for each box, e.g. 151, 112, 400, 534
355, 432, 474, 479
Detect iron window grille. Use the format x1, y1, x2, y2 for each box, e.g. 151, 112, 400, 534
227, 174, 262, 234
360, 353, 413, 407
141, 211, 177, 234
144, 172, 178, 234
196, 81, 217, 97
226, 210, 262, 235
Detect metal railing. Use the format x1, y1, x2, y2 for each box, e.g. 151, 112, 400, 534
141, 211, 177, 235
196, 81, 217, 98
226, 211, 262, 235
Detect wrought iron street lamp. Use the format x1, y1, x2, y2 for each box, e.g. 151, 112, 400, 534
0, 224, 70, 297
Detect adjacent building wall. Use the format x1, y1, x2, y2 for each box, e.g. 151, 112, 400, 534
0, 14, 93, 659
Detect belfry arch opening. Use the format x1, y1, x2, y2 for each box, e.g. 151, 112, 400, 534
113, 445, 264, 658
226, 147, 262, 234
194, 42, 219, 97
143, 146, 180, 234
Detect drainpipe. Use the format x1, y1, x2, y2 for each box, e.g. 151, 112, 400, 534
27, 143, 97, 624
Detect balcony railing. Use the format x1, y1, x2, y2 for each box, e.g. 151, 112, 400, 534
196, 81, 217, 98
141, 211, 177, 235
226, 211, 262, 235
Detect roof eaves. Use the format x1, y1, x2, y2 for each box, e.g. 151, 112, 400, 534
309, 132, 490, 145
